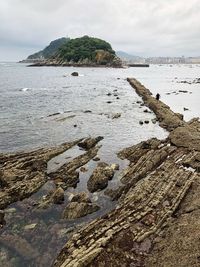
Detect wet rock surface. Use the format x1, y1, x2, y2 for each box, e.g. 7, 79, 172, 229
0, 139, 81, 209
53, 78, 200, 267
1, 78, 200, 267
62, 201, 100, 220
78, 136, 103, 150
0, 137, 106, 266
87, 163, 115, 193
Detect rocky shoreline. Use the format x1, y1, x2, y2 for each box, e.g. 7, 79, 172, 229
0, 78, 200, 266
53, 79, 200, 267
27, 61, 123, 68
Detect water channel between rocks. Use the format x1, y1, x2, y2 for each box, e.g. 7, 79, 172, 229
2, 64, 186, 267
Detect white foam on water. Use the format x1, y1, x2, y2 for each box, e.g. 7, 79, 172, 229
20, 87, 30, 92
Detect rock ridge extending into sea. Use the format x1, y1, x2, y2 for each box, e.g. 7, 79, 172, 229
0, 78, 200, 266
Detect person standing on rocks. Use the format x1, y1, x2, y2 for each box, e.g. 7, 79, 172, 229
156, 93, 160, 100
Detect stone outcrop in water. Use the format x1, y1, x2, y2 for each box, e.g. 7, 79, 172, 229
0, 234, 39, 260
62, 192, 100, 219
1, 77, 200, 267
0, 140, 81, 210
62, 201, 100, 220
0, 136, 103, 211
87, 162, 115, 193
78, 136, 104, 150
49, 145, 101, 190
53, 78, 200, 267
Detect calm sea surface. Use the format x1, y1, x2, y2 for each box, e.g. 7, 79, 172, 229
1, 63, 199, 155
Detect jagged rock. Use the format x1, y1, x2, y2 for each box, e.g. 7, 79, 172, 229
52, 187, 64, 204
169, 126, 200, 151
111, 163, 119, 170
78, 136, 103, 150
62, 202, 100, 219
50, 145, 100, 189
93, 156, 100, 162
53, 78, 200, 267
54, 139, 198, 267
0, 138, 103, 210
179, 90, 188, 93
112, 113, 121, 119
71, 72, 79, 76
175, 112, 184, 120
71, 192, 91, 203
87, 163, 114, 192
182, 153, 200, 172
83, 110, 92, 113
144, 109, 151, 113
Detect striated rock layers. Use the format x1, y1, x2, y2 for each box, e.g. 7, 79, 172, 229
0, 137, 103, 211
53, 79, 200, 267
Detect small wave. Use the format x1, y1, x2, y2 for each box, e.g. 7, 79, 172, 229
20, 88, 30, 92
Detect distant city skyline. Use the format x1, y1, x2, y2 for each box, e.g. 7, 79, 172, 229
0, 0, 200, 61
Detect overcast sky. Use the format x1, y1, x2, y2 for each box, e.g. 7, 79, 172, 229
0, 0, 200, 61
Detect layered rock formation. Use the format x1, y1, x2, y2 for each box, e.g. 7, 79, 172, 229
1, 78, 200, 267
53, 79, 200, 267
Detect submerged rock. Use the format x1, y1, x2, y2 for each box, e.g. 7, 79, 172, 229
71, 72, 79, 76
24, 223, 37, 230
87, 163, 114, 192
0, 234, 39, 260
51, 187, 65, 204
78, 136, 103, 150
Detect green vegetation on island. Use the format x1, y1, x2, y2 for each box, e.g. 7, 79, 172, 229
56, 35, 115, 63
26, 35, 122, 67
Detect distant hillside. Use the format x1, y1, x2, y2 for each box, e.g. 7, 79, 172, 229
27, 37, 70, 60
116, 51, 144, 63
30, 36, 122, 67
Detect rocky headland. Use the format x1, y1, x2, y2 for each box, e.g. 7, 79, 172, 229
23, 36, 122, 68
0, 78, 200, 266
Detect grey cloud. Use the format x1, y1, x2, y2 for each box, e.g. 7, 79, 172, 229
0, 0, 199, 60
